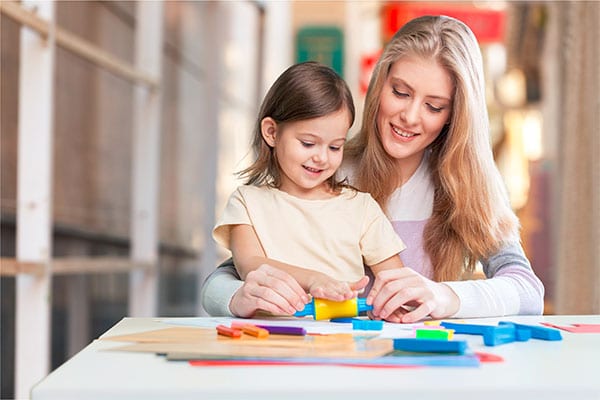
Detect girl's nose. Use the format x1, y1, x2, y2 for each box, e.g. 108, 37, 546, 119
312, 146, 328, 163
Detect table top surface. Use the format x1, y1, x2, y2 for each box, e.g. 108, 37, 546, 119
31, 314, 600, 400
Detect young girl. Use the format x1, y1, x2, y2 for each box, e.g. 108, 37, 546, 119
211, 62, 405, 315
201, 16, 544, 322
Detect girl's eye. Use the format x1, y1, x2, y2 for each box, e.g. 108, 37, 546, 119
329, 146, 342, 152
300, 141, 314, 148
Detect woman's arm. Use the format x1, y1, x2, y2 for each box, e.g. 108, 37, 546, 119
200, 258, 243, 316
367, 242, 543, 322
200, 259, 313, 317
443, 242, 545, 317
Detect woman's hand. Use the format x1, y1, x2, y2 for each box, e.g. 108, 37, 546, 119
307, 273, 370, 302
366, 268, 460, 323
229, 264, 310, 318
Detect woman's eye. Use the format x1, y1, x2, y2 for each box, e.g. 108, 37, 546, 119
427, 104, 444, 113
300, 141, 314, 147
392, 88, 409, 97
329, 146, 341, 152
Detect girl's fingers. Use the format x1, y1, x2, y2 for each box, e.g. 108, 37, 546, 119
350, 275, 369, 292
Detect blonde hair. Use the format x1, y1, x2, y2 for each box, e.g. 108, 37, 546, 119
345, 15, 520, 281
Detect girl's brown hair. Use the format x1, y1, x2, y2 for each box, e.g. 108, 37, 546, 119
239, 61, 355, 191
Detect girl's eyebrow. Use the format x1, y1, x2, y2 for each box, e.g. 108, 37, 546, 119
298, 133, 347, 142
389, 77, 452, 103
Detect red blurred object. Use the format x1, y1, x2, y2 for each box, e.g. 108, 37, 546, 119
360, 50, 382, 95
382, 2, 506, 44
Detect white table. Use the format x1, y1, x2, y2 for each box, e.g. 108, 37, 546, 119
31, 315, 600, 400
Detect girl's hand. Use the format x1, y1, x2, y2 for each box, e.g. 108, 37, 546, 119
307, 273, 369, 302
229, 264, 310, 318
366, 268, 459, 323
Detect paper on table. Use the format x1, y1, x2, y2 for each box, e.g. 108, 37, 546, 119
161, 317, 417, 338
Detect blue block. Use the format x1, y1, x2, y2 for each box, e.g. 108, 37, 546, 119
330, 317, 359, 323
515, 328, 532, 341
393, 338, 468, 354
482, 325, 518, 346
499, 321, 563, 341
441, 321, 524, 346
352, 319, 384, 331
440, 321, 495, 335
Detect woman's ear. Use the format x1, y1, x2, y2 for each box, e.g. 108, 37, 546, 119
261, 117, 277, 147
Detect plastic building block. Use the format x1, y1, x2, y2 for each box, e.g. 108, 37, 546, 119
415, 328, 453, 340
294, 298, 373, 320
499, 321, 562, 341
230, 322, 269, 338
352, 319, 384, 331
255, 325, 307, 336
393, 338, 468, 354
216, 325, 242, 338
440, 321, 530, 346
440, 321, 494, 335
482, 325, 518, 346
330, 317, 360, 323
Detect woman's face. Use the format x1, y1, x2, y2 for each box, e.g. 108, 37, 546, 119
377, 55, 454, 178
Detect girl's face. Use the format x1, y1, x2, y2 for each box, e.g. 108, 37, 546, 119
262, 109, 350, 200
377, 55, 454, 180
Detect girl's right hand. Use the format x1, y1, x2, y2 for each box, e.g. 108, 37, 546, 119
229, 264, 310, 318
307, 273, 370, 302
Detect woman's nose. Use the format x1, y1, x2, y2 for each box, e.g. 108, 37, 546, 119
401, 101, 419, 125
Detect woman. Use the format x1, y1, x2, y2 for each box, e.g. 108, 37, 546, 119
201, 15, 544, 323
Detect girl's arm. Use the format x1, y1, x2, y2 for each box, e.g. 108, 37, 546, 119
230, 224, 368, 301
368, 254, 404, 276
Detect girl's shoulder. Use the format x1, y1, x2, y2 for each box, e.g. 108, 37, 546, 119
232, 184, 274, 201
338, 186, 378, 206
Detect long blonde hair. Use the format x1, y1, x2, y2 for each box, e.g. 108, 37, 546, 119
345, 15, 520, 281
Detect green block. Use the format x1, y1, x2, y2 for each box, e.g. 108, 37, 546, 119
415, 329, 450, 340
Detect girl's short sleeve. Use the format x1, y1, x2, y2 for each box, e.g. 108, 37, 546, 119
360, 195, 406, 266
212, 188, 252, 250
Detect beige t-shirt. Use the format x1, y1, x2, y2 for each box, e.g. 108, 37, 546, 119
213, 185, 405, 282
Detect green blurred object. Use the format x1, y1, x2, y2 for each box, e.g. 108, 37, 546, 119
296, 26, 344, 77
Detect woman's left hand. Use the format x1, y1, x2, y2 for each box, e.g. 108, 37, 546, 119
366, 268, 460, 323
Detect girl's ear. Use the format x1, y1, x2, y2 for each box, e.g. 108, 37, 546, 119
261, 117, 277, 147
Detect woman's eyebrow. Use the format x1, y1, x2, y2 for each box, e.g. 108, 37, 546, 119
389, 77, 451, 102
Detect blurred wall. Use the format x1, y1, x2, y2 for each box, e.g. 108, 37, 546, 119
1, 1, 264, 397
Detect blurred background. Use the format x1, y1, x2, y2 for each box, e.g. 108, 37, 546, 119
1, 0, 599, 398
